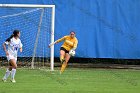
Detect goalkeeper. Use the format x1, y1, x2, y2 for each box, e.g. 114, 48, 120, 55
49, 31, 78, 74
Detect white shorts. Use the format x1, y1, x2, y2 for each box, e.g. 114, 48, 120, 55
7, 54, 17, 62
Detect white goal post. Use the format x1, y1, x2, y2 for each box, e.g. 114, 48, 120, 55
0, 4, 55, 71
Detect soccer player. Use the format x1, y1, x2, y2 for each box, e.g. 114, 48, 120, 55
49, 31, 78, 74
2, 30, 23, 83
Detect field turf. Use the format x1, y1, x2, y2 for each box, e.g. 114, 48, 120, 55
0, 68, 140, 93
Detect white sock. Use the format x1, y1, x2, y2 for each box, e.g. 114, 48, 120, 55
3, 69, 11, 79
11, 68, 16, 79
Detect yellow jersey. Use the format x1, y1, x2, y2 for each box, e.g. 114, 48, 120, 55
56, 35, 78, 51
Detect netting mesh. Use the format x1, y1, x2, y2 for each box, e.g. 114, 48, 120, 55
0, 7, 53, 68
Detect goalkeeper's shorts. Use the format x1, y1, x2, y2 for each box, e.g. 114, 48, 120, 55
60, 47, 69, 53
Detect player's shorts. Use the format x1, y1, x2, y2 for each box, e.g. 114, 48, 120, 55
6, 54, 17, 62
60, 47, 69, 53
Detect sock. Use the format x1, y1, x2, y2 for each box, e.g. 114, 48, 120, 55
11, 68, 16, 79
60, 55, 64, 62
60, 63, 67, 73
3, 69, 11, 79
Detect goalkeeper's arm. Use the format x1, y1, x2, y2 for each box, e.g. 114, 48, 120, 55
49, 36, 66, 47
71, 39, 78, 51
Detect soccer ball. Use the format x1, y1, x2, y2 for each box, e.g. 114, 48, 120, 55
69, 50, 75, 56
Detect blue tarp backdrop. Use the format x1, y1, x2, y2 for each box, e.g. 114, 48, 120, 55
0, 0, 140, 59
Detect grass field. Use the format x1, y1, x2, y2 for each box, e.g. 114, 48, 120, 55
0, 68, 140, 93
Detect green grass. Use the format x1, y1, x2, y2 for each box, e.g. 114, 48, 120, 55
0, 68, 140, 93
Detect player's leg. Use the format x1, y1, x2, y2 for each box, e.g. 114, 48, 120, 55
60, 48, 66, 64
2, 55, 13, 82
2, 66, 12, 82
10, 59, 17, 83
60, 53, 71, 74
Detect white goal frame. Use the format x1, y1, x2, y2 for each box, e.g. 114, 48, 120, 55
0, 4, 55, 71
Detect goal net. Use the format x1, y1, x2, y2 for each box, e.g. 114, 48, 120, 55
0, 4, 55, 70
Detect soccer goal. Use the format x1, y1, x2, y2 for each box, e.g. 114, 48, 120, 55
0, 4, 55, 71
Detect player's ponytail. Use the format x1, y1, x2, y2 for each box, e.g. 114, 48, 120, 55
6, 30, 20, 42
6, 34, 14, 42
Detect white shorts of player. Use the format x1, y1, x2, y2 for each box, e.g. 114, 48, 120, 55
7, 54, 17, 62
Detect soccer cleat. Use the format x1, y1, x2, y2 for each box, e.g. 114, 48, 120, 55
11, 79, 16, 83
2, 78, 7, 82
60, 71, 62, 75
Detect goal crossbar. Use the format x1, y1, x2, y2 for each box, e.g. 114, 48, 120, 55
0, 4, 55, 8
